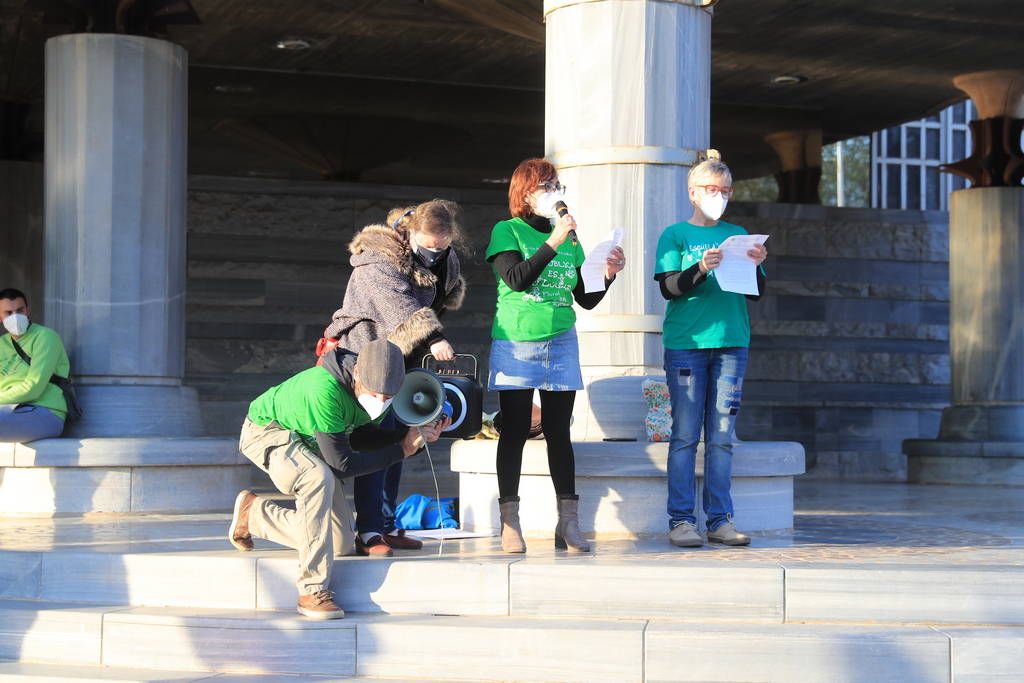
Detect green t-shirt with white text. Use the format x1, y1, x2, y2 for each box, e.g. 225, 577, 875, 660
486, 217, 586, 342
654, 220, 760, 350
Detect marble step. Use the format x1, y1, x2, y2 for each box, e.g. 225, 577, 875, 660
0, 660, 448, 682
3, 544, 1024, 626
1, 600, 1021, 682
0, 438, 261, 515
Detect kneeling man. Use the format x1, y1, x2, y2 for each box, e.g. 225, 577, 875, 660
1, 288, 71, 442
229, 339, 447, 619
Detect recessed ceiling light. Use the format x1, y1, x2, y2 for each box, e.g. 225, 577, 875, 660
214, 84, 255, 94
482, 177, 510, 184
275, 38, 311, 51
770, 74, 808, 86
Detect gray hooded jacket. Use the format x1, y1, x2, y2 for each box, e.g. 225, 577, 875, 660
324, 224, 466, 356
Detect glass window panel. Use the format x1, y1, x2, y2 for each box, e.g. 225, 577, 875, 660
926, 167, 940, 210
926, 129, 940, 159
953, 130, 966, 160
906, 164, 921, 209
886, 164, 902, 208
927, 113, 941, 123
906, 127, 921, 158
953, 101, 966, 123
875, 165, 883, 207
885, 127, 902, 157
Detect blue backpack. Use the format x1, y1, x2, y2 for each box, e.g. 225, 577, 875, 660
395, 494, 458, 530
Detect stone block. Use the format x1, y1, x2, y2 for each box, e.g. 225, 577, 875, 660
0, 600, 108, 665
0, 466, 131, 515
353, 614, 644, 682
12, 438, 245, 468
786, 564, 1024, 624
129, 465, 260, 513
256, 556, 511, 615
39, 553, 257, 609
942, 627, 1024, 683
510, 561, 783, 622
102, 607, 356, 676
0, 551, 41, 600
645, 622, 949, 683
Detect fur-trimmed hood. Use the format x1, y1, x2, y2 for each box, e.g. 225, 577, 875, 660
348, 223, 464, 306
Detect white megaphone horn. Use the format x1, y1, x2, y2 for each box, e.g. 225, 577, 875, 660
391, 369, 447, 427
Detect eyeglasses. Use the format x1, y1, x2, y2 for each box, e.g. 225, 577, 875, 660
537, 181, 566, 194
695, 184, 734, 198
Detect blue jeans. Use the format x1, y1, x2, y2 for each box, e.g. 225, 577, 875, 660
353, 460, 403, 535
663, 347, 748, 532
352, 410, 404, 535
0, 404, 64, 443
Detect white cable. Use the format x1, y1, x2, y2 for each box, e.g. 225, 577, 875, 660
417, 427, 444, 558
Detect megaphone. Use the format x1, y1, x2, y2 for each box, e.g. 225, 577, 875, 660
391, 368, 447, 427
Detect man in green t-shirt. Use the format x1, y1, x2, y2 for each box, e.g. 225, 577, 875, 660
229, 339, 448, 620
0, 288, 70, 442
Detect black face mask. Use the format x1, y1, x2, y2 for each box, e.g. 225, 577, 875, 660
415, 245, 447, 268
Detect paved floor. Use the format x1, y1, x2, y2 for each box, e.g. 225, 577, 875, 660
1, 481, 1021, 568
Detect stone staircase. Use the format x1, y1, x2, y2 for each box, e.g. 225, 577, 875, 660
0, 508, 1021, 682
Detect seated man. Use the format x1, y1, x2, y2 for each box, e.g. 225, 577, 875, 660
228, 339, 448, 620
0, 288, 71, 442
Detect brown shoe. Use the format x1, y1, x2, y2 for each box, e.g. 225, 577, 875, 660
356, 534, 394, 557
384, 529, 423, 550
297, 590, 345, 620
228, 490, 257, 551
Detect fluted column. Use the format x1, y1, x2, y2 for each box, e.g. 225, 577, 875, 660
44, 33, 201, 437
544, 0, 713, 378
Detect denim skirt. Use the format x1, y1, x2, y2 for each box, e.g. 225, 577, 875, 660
488, 327, 583, 392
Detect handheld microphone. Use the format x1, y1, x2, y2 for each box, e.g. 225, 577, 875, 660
554, 200, 578, 246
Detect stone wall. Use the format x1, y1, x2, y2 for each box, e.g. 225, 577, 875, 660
0, 162, 44, 308
727, 202, 949, 481
185, 176, 506, 435
185, 180, 950, 482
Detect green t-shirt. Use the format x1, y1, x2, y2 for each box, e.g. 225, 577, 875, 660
485, 217, 586, 342
0, 323, 71, 419
247, 366, 371, 447
654, 220, 761, 350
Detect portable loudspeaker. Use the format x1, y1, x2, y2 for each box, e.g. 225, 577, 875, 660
391, 369, 446, 427
422, 354, 484, 439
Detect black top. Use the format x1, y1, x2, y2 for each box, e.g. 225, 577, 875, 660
488, 213, 614, 310
655, 263, 766, 301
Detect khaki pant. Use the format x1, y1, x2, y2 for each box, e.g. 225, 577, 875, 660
238, 418, 355, 595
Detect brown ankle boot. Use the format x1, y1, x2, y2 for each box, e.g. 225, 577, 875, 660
554, 494, 590, 552
499, 496, 526, 553
228, 490, 257, 551
297, 590, 345, 620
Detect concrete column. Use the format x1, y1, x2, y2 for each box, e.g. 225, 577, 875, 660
44, 34, 201, 437
544, 0, 712, 383
905, 70, 1024, 484
764, 129, 822, 204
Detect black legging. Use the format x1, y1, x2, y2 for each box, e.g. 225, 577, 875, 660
496, 389, 576, 500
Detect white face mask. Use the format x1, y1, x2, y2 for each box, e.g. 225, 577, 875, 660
358, 393, 393, 420
698, 193, 728, 221
533, 190, 565, 220
2, 313, 29, 336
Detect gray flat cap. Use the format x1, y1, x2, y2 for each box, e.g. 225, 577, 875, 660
356, 340, 406, 395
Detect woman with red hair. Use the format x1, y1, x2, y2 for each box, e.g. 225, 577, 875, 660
485, 158, 626, 553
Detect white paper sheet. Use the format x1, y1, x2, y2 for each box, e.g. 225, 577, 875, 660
408, 528, 496, 540
713, 234, 769, 295
581, 229, 624, 293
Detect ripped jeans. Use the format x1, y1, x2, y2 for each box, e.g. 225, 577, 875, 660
663, 347, 749, 532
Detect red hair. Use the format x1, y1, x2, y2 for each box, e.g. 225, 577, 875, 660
508, 158, 558, 218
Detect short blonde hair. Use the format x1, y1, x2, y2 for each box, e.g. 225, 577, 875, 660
688, 149, 732, 187
387, 199, 463, 245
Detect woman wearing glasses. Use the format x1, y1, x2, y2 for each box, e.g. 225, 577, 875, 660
654, 150, 768, 549
486, 158, 626, 553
